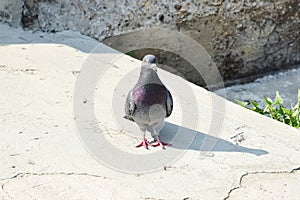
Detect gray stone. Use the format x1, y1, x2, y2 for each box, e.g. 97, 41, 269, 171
22, 0, 39, 30
0, 0, 23, 27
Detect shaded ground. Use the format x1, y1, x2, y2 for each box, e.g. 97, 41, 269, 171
215, 67, 300, 107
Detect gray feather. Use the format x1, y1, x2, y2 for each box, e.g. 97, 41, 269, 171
166, 90, 173, 117
124, 89, 136, 120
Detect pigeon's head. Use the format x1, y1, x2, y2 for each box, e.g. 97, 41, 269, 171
142, 55, 156, 64
142, 55, 157, 72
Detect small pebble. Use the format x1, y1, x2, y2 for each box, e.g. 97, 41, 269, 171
174, 4, 182, 10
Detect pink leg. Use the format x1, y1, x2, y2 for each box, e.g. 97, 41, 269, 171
136, 131, 153, 149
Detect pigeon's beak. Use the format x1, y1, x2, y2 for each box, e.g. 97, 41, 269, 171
151, 64, 157, 72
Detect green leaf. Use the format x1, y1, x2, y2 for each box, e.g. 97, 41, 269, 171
236, 89, 300, 129
249, 100, 264, 114
235, 100, 249, 108
264, 97, 273, 106
249, 100, 259, 107
282, 107, 292, 116
278, 105, 285, 116
274, 91, 283, 105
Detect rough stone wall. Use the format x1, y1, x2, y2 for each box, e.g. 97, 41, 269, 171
22, 0, 39, 30
3, 0, 300, 87
0, 0, 23, 27
181, 0, 300, 85
204, 0, 300, 83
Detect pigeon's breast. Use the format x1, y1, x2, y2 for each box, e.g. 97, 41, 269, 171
133, 84, 167, 106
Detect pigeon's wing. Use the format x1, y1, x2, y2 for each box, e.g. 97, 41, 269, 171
125, 89, 136, 119
165, 90, 173, 117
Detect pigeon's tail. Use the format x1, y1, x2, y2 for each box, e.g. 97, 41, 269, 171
123, 115, 135, 122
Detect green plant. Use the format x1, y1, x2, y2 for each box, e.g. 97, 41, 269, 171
236, 90, 300, 129
126, 50, 136, 58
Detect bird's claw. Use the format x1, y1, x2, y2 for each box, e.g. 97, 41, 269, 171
152, 136, 171, 149
152, 141, 171, 149
136, 139, 153, 149
136, 137, 171, 149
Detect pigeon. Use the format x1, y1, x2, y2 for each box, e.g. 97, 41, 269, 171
124, 55, 173, 149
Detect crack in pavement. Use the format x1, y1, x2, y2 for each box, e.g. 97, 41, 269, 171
223, 166, 300, 200
1, 183, 14, 200
0, 172, 111, 199
1, 172, 109, 182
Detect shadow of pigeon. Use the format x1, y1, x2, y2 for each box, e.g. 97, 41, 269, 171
158, 122, 268, 156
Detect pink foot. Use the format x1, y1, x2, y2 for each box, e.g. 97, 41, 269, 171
136, 139, 153, 149
152, 136, 171, 149
152, 141, 171, 149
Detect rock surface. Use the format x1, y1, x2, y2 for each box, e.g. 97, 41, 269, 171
22, 0, 39, 30
0, 0, 22, 27
1, 0, 299, 87
37, 0, 300, 87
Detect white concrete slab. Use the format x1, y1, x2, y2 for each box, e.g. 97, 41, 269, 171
0, 23, 299, 200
